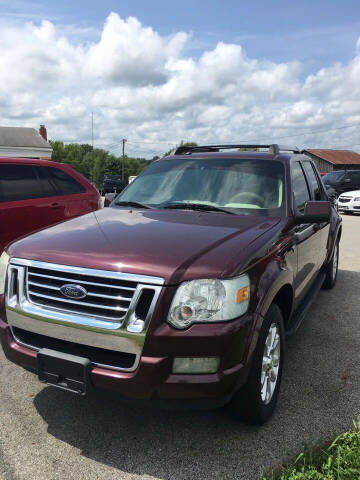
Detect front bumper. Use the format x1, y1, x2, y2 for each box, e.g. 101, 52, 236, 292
337, 199, 360, 212
0, 294, 255, 407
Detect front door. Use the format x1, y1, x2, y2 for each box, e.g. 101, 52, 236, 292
291, 161, 321, 304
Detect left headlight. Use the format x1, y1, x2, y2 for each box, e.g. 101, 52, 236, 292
0, 251, 10, 295
167, 274, 250, 329
354, 197, 360, 202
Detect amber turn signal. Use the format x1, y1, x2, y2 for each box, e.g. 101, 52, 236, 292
236, 286, 249, 304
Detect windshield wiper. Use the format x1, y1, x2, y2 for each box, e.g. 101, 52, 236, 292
115, 200, 152, 209
161, 202, 236, 215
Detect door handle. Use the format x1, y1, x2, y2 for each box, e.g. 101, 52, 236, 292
50, 202, 61, 208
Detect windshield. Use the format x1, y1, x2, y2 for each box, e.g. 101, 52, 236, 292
116, 158, 285, 216
322, 171, 344, 184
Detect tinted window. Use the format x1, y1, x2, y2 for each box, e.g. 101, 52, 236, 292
34, 167, 58, 197
0, 164, 45, 202
41, 167, 85, 195
117, 158, 285, 216
302, 162, 321, 200
322, 171, 344, 185
348, 171, 360, 186
291, 162, 310, 212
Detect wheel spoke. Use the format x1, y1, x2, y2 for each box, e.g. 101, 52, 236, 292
260, 322, 281, 405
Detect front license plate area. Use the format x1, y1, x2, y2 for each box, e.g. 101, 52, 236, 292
37, 348, 91, 395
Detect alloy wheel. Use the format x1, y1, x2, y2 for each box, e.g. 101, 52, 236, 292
261, 323, 281, 405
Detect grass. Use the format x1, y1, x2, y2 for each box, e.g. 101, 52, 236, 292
262, 420, 360, 480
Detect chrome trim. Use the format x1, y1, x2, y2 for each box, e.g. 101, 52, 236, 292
6, 258, 164, 372
28, 281, 132, 301
27, 291, 128, 313
8, 321, 138, 373
11, 258, 165, 286
27, 272, 137, 291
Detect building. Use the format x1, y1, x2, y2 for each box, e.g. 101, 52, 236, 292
304, 149, 360, 173
0, 125, 52, 159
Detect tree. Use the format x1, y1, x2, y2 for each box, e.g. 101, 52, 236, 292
164, 141, 198, 157
50, 140, 150, 185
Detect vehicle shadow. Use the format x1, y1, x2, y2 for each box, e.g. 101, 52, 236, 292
33, 268, 360, 480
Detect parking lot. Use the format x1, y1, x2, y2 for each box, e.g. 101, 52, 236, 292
0, 214, 359, 480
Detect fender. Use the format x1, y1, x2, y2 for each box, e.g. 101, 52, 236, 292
325, 212, 342, 264
244, 253, 294, 365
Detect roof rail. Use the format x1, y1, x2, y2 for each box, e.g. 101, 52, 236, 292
174, 144, 300, 155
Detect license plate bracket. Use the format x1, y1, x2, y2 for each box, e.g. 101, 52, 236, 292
37, 348, 91, 395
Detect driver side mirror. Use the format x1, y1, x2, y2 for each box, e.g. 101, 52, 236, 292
294, 201, 331, 225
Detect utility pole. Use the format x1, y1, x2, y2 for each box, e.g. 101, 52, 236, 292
91, 112, 94, 150
122, 138, 127, 181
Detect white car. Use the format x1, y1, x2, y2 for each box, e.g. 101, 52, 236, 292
337, 190, 360, 214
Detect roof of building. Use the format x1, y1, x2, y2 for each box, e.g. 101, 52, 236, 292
305, 149, 360, 165
0, 126, 51, 149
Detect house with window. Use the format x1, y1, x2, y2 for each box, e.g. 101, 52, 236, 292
303, 149, 360, 173
0, 125, 52, 159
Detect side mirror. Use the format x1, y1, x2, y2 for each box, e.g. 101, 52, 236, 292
294, 201, 331, 225
104, 193, 117, 207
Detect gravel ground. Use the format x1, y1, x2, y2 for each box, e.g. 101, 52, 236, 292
0, 214, 359, 480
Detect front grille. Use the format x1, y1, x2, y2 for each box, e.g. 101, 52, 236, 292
12, 327, 136, 370
339, 197, 351, 203
26, 265, 139, 322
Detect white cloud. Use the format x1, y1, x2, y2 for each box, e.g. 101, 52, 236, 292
0, 13, 360, 155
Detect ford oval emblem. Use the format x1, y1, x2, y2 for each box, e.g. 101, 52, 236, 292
60, 284, 87, 299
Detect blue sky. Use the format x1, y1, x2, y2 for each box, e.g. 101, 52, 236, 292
3, 0, 360, 73
1, 0, 360, 155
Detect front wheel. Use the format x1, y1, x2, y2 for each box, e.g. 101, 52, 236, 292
228, 304, 285, 425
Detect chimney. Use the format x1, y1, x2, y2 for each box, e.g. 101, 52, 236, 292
39, 124, 47, 141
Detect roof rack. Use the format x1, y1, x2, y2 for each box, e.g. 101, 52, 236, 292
174, 144, 300, 155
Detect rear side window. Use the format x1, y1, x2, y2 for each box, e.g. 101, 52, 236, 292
302, 162, 321, 200
322, 171, 344, 185
39, 167, 85, 195
349, 171, 360, 185
0, 164, 47, 202
291, 162, 310, 212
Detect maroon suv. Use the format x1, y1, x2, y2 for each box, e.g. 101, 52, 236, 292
0, 145, 341, 424
0, 157, 101, 254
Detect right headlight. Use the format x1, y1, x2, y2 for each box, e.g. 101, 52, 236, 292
0, 251, 10, 295
167, 274, 250, 329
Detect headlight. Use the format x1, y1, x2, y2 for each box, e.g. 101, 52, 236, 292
167, 274, 250, 329
354, 197, 360, 202
0, 251, 10, 295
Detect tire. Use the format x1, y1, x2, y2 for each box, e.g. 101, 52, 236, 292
228, 304, 285, 425
322, 240, 339, 290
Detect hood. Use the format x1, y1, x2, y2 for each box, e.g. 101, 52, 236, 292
339, 190, 360, 197
8, 207, 281, 284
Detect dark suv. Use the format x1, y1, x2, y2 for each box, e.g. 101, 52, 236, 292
322, 169, 360, 196
101, 175, 126, 194
0, 144, 341, 424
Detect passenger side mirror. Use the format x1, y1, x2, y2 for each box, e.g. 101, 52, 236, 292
294, 201, 331, 225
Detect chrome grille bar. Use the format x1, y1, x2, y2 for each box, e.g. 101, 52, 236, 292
27, 291, 129, 312
27, 281, 132, 301
27, 272, 137, 291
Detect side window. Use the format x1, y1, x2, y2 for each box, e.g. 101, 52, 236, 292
0, 164, 44, 202
42, 167, 86, 195
349, 171, 360, 187
302, 162, 321, 200
291, 162, 310, 212
35, 167, 58, 197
